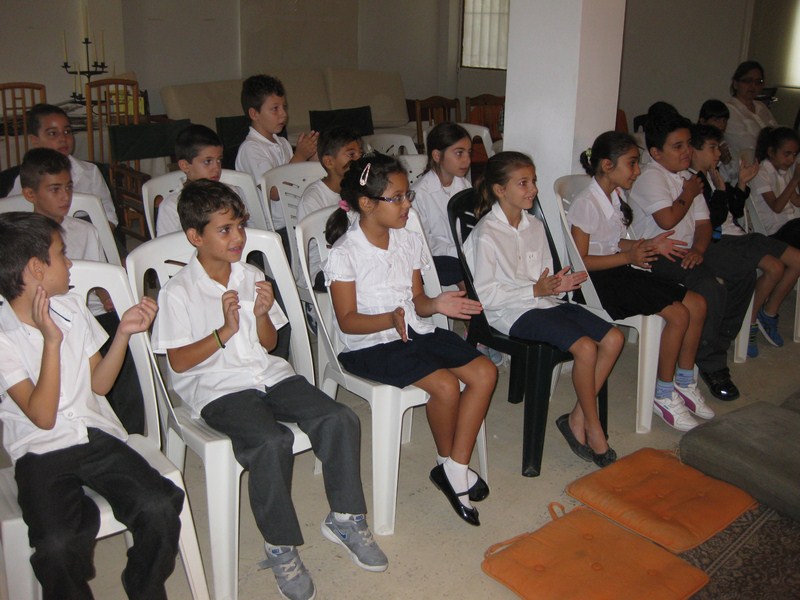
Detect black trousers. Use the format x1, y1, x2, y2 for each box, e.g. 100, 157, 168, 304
650, 244, 756, 373
14, 428, 184, 600
201, 375, 366, 546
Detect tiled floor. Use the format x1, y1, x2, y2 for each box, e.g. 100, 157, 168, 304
3, 306, 798, 599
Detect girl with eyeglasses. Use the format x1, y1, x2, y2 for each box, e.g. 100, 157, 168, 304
324, 153, 496, 527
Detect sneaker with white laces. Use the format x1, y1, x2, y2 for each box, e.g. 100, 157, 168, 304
321, 513, 388, 572
259, 544, 316, 600
653, 392, 699, 431
757, 308, 784, 347
675, 382, 715, 419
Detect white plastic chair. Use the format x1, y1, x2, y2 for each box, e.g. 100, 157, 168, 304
397, 154, 429, 186
126, 228, 315, 600
554, 175, 665, 434
142, 170, 185, 238
258, 162, 326, 303
363, 133, 419, 156
0, 193, 121, 266
0, 261, 209, 600
296, 207, 488, 535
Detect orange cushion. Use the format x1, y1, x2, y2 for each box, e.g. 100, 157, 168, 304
566, 448, 756, 552
482, 507, 708, 599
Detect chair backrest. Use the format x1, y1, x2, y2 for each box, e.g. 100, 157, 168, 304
362, 134, 418, 156
465, 94, 504, 142
85, 78, 141, 164
422, 122, 494, 160
215, 114, 250, 170
69, 260, 160, 444
0, 82, 46, 170
414, 96, 462, 148
125, 228, 314, 384
553, 174, 612, 318
405, 208, 449, 330
398, 154, 429, 186
744, 196, 768, 235
141, 170, 185, 238
221, 168, 273, 231
0, 192, 121, 266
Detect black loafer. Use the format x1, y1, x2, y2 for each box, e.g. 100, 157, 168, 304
429, 465, 480, 526
555, 414, 593, 462
590, 445, 617, 468
468, 472, 490, 502
700, 369, 740, 401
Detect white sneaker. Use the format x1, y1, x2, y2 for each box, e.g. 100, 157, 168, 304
653, 392, 699, 431
675, 382, 715, 419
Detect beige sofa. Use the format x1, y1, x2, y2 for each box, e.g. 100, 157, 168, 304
160, 67, 415, 137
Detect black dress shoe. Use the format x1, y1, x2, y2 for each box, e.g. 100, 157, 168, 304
468, 472, 490, 502
555, 414, 593, 462
700, 369, 740, 401
590, 445, 617, 468
429, 465, 480, 526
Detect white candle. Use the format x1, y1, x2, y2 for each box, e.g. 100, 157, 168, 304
81, 2, 88, 39
63, 31, 68, 62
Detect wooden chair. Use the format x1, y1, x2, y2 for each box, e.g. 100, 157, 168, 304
414, 96, 461, 150
465, 94, 504, 142
0, 82, 46, 170
85, 78, 142, 165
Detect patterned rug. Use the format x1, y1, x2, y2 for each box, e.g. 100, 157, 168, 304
680, 504, 800, 599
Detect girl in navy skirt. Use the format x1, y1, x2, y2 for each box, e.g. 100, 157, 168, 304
568, 132, 712, 432
465, 152, 624, 468
323, 153, 497, 526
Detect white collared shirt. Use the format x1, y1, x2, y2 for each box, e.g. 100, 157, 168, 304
323, 220, 434, 352
725, 97, 779, 160
464, 203, 561, 335
11, 155, 117, 226
152, 255, 293, 416
751, 159, 798, 235
235, 127, 294, 230
629, 161, 710, 245
0, 293, 127, 463
61, 215, 106, 316
296, 179, 341, 287
411, 169, 470, 258
567, 179, 627, 256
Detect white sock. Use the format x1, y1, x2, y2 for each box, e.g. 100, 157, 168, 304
437, 454, 478, 489
334, 512, 354, 522
443, 458, 472, 509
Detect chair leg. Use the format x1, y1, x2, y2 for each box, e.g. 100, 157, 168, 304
401, 407, 414, 445
520, 349, 557, 477
475, 420, 489, 483
794, 282, 800, 343
204, 449, 242, 600
507, 352, 529, 404
733, 293, 754, 363
635, 318, 661, 434
2, 519, 41, 600
598, 381, 608, 435
166, 428, 187, 472
370, 393, 405, 536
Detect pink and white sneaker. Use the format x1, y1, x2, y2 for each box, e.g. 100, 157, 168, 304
675, 382, 715, 419
653, 392, 699, 431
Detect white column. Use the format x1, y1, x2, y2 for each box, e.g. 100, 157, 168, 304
504, 0, 626, 252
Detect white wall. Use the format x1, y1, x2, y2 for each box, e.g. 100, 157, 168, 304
618, 0, 751, 128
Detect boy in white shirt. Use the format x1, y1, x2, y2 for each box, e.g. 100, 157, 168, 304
0, 212, 182, 599
235, 74, 319, 251
629, 114, 756, 401
8, 104, 117, 230
151, 180, 386, 600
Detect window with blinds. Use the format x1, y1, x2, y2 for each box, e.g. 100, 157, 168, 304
461, 0, 510, 70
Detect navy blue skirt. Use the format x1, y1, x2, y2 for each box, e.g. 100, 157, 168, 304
589, 265, 686, 320
339, 327, 482, 388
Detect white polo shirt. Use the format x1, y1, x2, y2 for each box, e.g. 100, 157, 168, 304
152, 254, 293, 416
567, 179, 627, 256
324, 219, 434, 352
629, 161, 710, 245
411, 169, 469, 259
235, 127, 294, 230
751, 160, 798, 235
464, 203, 561, 335
11, 155, 117, 226
0, 293, 127, 463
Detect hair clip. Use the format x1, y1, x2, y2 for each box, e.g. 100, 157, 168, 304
359, 163, 371, 186
338, 199, 350, 212
584, 147, 592, 159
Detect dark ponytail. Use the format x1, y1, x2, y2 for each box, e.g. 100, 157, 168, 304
581, 131, 638, 227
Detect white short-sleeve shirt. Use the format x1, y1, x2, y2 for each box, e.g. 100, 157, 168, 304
323, 220, 434, 352
152, 255, 294, 416
464, 203, 561, 335
411, 169, 469, 258
629, 161, 710, 245
750, 159, 798, 235
567, 179, 627, 256
0, 293, 127, 463
11, 155, 117, 226
235, 127, 294, 230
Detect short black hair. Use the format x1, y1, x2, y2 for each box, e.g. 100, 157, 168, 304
644, 113, 691, 152
698, 99, 729, 122
0, 212, 63, 301
241, 74, 286, 116
317, 126, 362, 162
690, 123, 723, 150
19, 147, 71, 190
26, 103, 69, 137
177, 179, 248, 234
175, 124, 222, 163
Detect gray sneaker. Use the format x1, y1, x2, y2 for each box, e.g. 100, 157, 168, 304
321, 513, 389, 572
259, 544, 316, 600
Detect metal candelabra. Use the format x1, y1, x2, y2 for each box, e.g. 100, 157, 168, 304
62, 37, 107, 104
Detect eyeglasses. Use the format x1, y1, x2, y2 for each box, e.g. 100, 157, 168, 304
738, 77, 764, 85
368, 190, 416, 204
